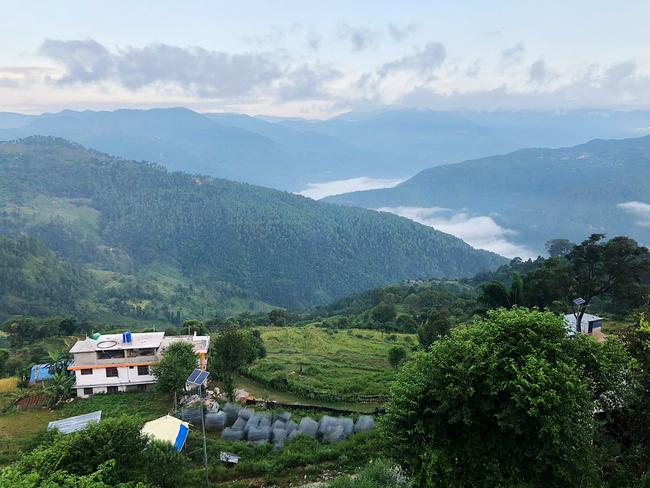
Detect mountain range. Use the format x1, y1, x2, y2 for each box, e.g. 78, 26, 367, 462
2, 108, 650, 192
325, 135, 650, 256
0, 137, 503, 321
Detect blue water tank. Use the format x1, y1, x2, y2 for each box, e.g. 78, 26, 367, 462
125, 331, 132, 343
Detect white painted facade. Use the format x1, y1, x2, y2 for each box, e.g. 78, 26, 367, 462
68, 332, 210, 398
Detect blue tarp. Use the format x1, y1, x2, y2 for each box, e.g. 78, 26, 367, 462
29, 363, 54, 383
174, 424, 189, 452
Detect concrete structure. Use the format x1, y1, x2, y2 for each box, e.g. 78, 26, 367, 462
68, 331, 210, 398
564, 313, 604, 335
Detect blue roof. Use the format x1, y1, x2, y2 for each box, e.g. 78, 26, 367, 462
29, 363, 54, 383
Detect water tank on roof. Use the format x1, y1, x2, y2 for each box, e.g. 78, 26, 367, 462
122, 331, 132, 343
90, 333, 101, 340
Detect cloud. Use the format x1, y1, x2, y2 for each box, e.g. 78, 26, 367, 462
378, 42, 446, 78
306, 30, 322, 51
298, 176, 404, 200
500, 42, 525, 68
39, 39, 285, 98
377, 206, 533, 258
618, 201, 650, 227
276, 63, 342, 101
387, 23, 417, 42
40, 39, 112, 83
337, 24, 377, 51
528, 58, 554, 84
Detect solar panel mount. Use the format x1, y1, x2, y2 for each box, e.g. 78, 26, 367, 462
186, 368, 209, 387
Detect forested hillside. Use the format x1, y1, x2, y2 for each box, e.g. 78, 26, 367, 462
326, 135, 650, 254
0, 137, 503, 313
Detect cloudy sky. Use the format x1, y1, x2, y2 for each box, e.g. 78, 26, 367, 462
2, 0, 650, 117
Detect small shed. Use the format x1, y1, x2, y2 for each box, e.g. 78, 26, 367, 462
141, 415, 190, 452
48, 411, 102, 434
29, 363, 54, 385
564, 313, 604, 335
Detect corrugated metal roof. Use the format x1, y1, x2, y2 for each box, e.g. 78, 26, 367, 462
47, 410, 102, 434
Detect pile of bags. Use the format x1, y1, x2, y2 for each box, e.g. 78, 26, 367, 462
178, 402, 376, 448
217, 403, 375, 447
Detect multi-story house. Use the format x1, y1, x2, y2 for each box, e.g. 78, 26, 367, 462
68, 331, 210, 398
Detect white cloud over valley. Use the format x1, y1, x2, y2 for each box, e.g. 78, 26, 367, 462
377, 206, 534, 258
298, 177, 404, 200
618, 201, 650, 227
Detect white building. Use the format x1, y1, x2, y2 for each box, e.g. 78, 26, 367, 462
564, 313, 604, 335
68, 331, 210, 398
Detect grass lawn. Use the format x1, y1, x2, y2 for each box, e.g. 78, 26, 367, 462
245, 326, 416, 403
0, 391, 171, 466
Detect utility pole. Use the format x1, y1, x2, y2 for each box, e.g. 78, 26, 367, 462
199, 383, 209, 486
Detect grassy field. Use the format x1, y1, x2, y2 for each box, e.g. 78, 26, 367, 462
244, 326, 416, 403
0, 391, 171, 466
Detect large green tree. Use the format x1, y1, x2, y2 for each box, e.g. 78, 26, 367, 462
381, 308, 635, 487
151, 341, 197, 397
416, 308, 451, 349
570, 234, 650, 332
209, 327, 264, 400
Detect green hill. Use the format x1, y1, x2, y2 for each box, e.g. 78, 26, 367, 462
326, 136, 650, 254
0, 136, 503, 313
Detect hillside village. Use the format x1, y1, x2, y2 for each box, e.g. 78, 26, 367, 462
2, 3, 650, 486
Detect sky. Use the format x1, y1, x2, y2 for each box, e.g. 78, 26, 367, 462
2, 0, 650, 117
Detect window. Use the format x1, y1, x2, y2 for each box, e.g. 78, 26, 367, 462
105, 367, 119, 378
138, 384, 148, 391
83, 387, 93, 395
137, 365, 149, 376
107, 386, 119, 394
80, 368, 93, 375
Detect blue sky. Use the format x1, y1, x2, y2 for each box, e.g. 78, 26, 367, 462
2, 0, 650, 116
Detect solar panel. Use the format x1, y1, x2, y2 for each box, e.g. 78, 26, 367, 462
573, 297, 586, 306
186, 368, 209, 386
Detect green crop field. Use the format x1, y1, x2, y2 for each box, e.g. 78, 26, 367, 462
244, 326, 417, 403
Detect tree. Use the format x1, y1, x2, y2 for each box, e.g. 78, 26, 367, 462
0, 348, 8, 377
371, 302, 396, 327
47, 350, 70, 375
3, 416, 187, 487
181, 319, 208, 335
381, 308, 634, 487
151, 341, 197, 397
570, 234, 650, 332
268, 308, 289, 326
209, 327, 264, 400
44, 371, 74, 407
388, 346, 407, 369
546, 238, 574, 257
417, 309, 451, 349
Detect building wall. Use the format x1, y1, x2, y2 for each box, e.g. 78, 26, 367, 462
74, 363, 156, 398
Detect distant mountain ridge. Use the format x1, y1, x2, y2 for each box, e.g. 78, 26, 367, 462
2, 108, 650, 192
325, 135, 650, 254
0, 137, 504, 311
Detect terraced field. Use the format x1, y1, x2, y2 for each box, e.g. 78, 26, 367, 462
245, 326, 416, 403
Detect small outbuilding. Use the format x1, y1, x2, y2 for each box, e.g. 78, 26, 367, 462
141, 415, 190, 452
564, 313, 604, 335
